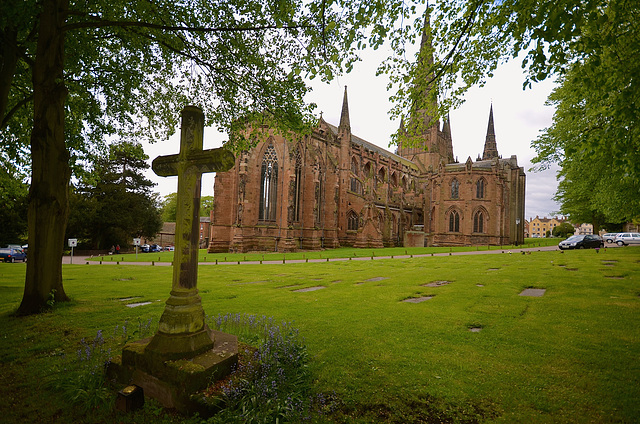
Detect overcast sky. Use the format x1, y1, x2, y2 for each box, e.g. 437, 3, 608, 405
142, 47, 563, 221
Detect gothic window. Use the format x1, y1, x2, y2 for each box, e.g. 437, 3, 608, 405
378, 167, 386, 184
350, 157, 361, 194
390, 172, 398, 187
402, 176, 407, 190
473, 210, 484, 233
347, 210, 359, 231
259, 143, 278, 221
476, 178, 485, 199
314, 164, 323, 226
293, 149, 302, 221
448, 210, 460, 232
351, 157, 358, 174
363, 162, 372, 177
451, 178, 460, 199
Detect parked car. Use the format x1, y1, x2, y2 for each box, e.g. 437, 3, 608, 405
614, 232, 640, 246
558, 235, 604, 250
0, 248, 27, 263
140, 244, 150, 253
149, 244, 162, 252
602, 233, 620, 243
164, 246, 175, 251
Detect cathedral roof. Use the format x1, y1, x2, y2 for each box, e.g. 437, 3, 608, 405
325, 123, 418, 170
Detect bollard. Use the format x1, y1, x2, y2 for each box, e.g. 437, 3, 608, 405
306, 258, 308, 263
152, 261, 155, 266
117, 261, 120, 265
216, 259, 218, 264
260, 260, 262, 264
326, 258, 329, 262
411, 254, 413, 258
86, 261, 89, 265
238, 261, 240, 265
391, 255, 394, 259
283, 258, 286, 264
100, 260, 102, 264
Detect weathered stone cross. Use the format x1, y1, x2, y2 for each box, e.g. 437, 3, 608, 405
146, 105, 235, 359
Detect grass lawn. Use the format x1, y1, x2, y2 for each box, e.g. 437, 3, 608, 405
1, 246, 638, 423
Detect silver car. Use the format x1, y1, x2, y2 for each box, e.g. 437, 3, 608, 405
614, 232, 640, 246
602, 233, 619, 243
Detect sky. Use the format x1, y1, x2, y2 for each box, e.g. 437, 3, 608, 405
142, 47, 563, 222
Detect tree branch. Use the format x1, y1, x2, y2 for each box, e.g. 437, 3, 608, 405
63, 14, 312, 34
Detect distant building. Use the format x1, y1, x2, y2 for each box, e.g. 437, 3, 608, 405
529, 216, 567, 237
573, 223, 593, 235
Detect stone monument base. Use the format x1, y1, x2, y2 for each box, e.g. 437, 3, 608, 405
108, 330, 238, 413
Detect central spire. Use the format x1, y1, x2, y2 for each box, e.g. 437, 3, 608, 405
338, 85, 350, 133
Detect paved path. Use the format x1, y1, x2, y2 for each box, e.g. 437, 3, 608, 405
63, 243, 620, 266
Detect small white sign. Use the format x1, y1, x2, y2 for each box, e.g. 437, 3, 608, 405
68, 238, 78, 247
133, 238, 141, 246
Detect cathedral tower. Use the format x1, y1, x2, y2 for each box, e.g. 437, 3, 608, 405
396, 9, 454, 172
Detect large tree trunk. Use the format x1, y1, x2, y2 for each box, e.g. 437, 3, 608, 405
17, 0, 71, 315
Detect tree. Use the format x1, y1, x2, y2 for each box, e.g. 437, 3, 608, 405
0, 163, 28, 246
66, 142, 162, 249
552, 222, 574, 239
1, 0, 426, 314
530, 4, 640, 225
161, 193, 213, 222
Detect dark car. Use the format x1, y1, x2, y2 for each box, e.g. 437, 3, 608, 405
0, 248, 27, 262
149, 244, 162, 252
558, 235, 604, 250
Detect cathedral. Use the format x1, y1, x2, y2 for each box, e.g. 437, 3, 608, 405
208, 22, 526, 253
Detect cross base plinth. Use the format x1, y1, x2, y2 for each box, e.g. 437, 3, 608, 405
108, 330, 238, 414
145, 289, 214, 361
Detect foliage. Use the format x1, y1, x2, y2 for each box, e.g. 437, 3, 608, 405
527, 0, 640, 224
206, 313, 326, 423
0, 161, 28, 246
66, 141, 163, 249
44, 320, 155, 415
161, 193, 214, 222
551, 222, 574, 238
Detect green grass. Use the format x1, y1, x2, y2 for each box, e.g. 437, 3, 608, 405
88, 237, 559, 263
1, 246, 639, 423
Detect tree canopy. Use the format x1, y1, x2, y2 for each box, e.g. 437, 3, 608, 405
66, 141, 162, 249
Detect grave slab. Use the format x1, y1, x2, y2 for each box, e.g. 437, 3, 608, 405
519, 288, 546, 297
293, 286, 326, 292
403, 296, 434, 303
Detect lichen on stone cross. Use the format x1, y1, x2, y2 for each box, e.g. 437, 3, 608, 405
145, 105, 235, 359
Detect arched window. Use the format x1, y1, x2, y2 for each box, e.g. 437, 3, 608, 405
347, 210, 359, 231
351, 157, 359, 174
473, 210, 484, 233
350, 157, 361, 194
259, 143, 278, 221
378, 167, 386, 184
293, 149, 302, 221
448, 210, 460, 232
451, 178, 460, 199
363, 162, 372, 177
476, 178, 485, 199
390, 172, 398, 187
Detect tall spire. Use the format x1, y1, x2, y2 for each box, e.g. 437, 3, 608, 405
482, 104, 499, 160
338, 85, 350, 133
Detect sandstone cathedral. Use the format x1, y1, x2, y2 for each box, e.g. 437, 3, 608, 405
208, 19, 525, 253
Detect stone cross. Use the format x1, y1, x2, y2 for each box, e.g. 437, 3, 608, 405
146, 105, 235, 359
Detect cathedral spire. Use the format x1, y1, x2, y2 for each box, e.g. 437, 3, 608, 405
338, 85, 350, 133
482, 104, 499, 160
